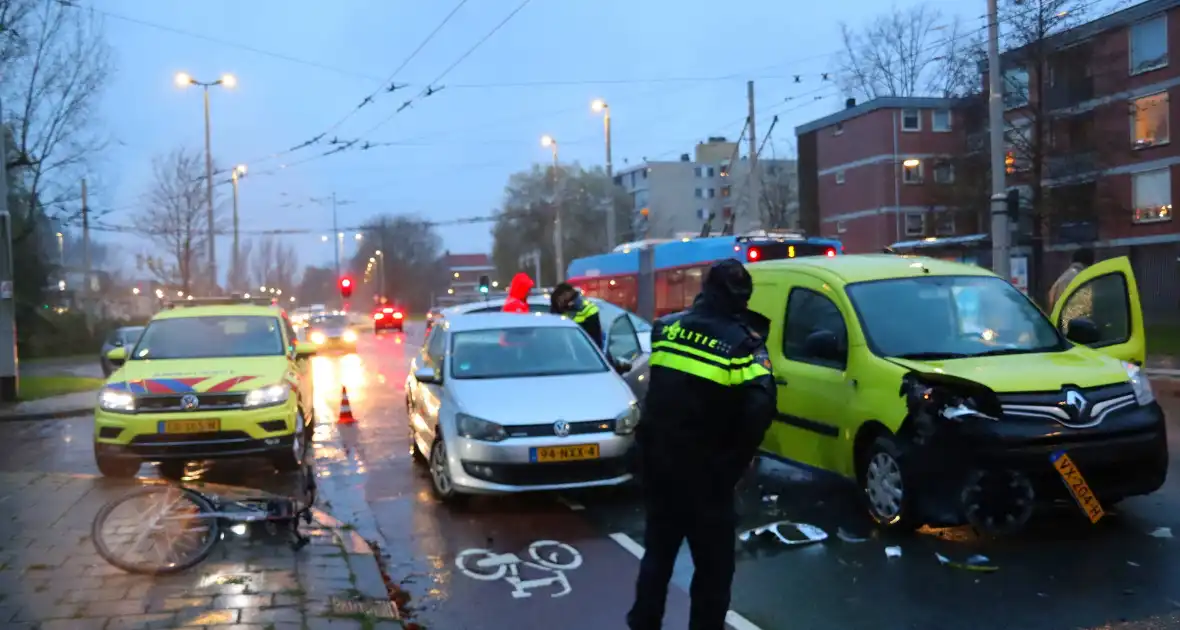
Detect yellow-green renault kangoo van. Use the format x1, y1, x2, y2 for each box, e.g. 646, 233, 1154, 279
746, 254, 1165, 534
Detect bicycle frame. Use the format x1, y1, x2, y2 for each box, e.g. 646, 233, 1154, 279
138, 479, 316, 551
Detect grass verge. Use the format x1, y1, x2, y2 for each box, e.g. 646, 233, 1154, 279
19, 375, 104, 401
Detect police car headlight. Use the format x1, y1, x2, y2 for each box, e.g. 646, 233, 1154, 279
615, 402, 641, 435
1123, 362, 1155, 406
244, 384, 290, 408
342, 330, 358, 343
99, 388, 135, 413
456, 413, 507, 442
310, 332, 326, 344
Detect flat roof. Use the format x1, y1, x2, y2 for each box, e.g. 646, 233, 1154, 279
795, 97, 966, 136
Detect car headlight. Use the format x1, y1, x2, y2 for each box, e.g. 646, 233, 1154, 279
1123, 361, 1155, 406
342, 330, 357, 343
99, 388, 135, 413
456, 413, 507, 442
244, 384, 290, 408
310, 331, 326, 344
615, 402, 641, 435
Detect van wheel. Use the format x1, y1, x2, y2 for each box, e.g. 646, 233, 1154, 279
859, 435, 921, 533
95, 452, 139, 478
273, 412, 309, 472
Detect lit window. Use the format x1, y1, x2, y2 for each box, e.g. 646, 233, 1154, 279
933, 161, 955, 184
902, 162, 923, 184
835, 170, 846, 184
1130, 15, 1168, 75
901, 109, 921, 131
721, 186, 731, 197
1003, 68, 1030, 109
1132, 168, 1173, 223
932, 109, 952, 132
904, 212, 925, 236
1131, 92, 1169, 148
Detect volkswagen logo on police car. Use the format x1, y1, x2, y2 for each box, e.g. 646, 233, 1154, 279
180, 394, 200, 411
553, 420, 571, 437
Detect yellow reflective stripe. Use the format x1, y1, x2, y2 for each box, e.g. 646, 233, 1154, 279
651, 352, 732, 385
651, 340, 752, 367
731, 362, 771, 384
573, 302, 598, 323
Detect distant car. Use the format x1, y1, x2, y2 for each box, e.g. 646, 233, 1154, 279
374, 306, 405, 332
305, 314, 358, 351
100, 326, 144, 377
405, 313, 640, 502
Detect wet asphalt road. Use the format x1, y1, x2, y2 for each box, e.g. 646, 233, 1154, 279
5, 327, 1180, 629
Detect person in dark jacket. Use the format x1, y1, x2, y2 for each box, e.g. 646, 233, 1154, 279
502, 273, 534, 313
627, 258, 777, 630
549, 283, 603, 348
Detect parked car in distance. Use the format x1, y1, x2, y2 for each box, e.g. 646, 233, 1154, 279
100, 326, 144, 377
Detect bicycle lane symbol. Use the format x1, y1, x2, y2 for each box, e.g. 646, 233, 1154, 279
455, 540, 584, 599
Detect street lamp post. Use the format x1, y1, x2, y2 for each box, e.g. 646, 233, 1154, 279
541, 135, 563, 284
591, 99, 616, 250
375, 249, 386, 303
55, 231, 63, 267
230, 164, 247, 292
175, 71, 237, 294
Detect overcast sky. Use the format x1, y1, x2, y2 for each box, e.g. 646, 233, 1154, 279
88, 0, 1074, 282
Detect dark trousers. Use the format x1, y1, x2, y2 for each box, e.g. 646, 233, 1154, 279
627, 479, 737, 630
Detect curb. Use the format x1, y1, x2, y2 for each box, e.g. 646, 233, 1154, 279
311, 506, 405, 619
0, 406, 93, 422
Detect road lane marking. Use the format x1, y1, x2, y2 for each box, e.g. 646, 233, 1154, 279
556, 495, 585, 511
455, 540, 583, 599
608, 532, 766, 630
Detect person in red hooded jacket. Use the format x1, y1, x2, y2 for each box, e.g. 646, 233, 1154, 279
502, 273, 534, 313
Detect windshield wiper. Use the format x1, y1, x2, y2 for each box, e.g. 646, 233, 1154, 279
970, 347, 1052, 357
890, 352, 970, 360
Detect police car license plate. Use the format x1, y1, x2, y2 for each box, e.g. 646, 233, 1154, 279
160, 419, 220, 434
531, 444, 599, 463
1051, 451, 1104, 523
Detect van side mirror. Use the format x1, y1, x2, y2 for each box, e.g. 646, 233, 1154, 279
803, 330, 841, 362
106, 347, 127, 367
1065, 317, 1101, 345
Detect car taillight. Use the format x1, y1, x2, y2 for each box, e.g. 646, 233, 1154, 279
393, 312, 404, 319
826, 248, 836, 257
747, 247, 761, 262
374, 313, 384, 320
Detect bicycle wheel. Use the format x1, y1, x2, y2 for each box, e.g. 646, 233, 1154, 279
528, 540, 583, 571
91, 485, 220, 575
455, 549, 509, 581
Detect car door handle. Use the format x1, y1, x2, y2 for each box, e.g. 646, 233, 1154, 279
774, 378, 788, 386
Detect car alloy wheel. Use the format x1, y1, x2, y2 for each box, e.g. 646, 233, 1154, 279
865, 451, 904, 522
429, 439, 458, 500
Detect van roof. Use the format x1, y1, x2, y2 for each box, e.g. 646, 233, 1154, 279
748, 254, 997, 284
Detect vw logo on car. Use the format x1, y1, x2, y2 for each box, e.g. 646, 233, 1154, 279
180, 394, 200, 411
553, 420, 571, 437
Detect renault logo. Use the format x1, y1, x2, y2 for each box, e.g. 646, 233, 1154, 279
553, 420, 571, 438
180, 394, 200, 411
1065, 390, 1088, 416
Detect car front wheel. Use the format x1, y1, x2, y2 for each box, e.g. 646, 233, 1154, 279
859, 435, 921, 532
272, 412, 309, 472
429, 438, 465, 504
95, 449, 139, 478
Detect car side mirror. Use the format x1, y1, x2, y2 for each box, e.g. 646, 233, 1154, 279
613, 358, 633, 374
1065, 317, 1101, 345
803, 330, 841, 362
414, 367, 440, 384
106, 346, 127, 366
294, 341, 318, 358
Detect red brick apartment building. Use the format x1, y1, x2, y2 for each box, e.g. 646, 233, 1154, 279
796, 0, 1180, 318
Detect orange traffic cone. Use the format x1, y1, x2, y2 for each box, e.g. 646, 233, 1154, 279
338, 386, 355, 424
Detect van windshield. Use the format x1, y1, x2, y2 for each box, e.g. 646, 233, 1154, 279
846, 275, 1065, 360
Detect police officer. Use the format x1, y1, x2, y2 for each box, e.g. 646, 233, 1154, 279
549, 282, 603, 349
627, 258, 776, 630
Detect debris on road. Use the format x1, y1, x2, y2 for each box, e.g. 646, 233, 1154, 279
885, 546, 902, 559
935, 552, 998, 572
739, 521, 828, 546
836, 528, 868, 543
1148, 526, 1173, 538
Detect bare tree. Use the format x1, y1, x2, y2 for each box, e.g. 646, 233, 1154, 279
758, 161, 798, 230
837, 3, 979, 100
248, 236, 299, 293
137, 148, 212, 295
2, 0, 112, 234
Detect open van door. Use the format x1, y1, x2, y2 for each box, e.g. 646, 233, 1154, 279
1049, 256, 1145, 366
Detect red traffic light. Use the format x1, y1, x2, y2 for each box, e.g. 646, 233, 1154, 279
339, 277, 353, 298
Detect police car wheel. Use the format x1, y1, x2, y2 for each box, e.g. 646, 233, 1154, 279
95, 452, 139, 478
859, 435, 921, 532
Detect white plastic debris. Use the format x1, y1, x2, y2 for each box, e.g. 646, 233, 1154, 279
836, 528, 867, 543
738, 521, 828, 546
1148, 527, 1173, 539
885, 546, 902, 558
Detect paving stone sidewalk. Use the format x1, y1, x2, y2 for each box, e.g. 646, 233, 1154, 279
0, 391, 97, 422
0, 472, 400, 629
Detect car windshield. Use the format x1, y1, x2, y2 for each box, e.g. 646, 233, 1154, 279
449, 326, 608, 379
846, 275, 1064, 359
119, 327, 144, 345
310, 315, 348, 328
131, 316, 285, 360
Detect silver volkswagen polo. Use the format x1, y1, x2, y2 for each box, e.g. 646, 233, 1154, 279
405, 312, 640, 502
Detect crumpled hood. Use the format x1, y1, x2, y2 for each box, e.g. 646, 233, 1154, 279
106, 356, 289, 394
886, 348, 1131, 393
508, 273, 534, 300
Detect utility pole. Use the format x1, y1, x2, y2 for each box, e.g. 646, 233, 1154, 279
0, 94, 17, 402
987, 0, 1011, 281
332, 192, 340, 278
81, 179, 91, 319
747, 80, 759, 232
203, 86, 217, 293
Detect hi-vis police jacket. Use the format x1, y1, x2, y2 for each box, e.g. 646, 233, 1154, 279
555, 293, 603, 349
639, 296, 777, 490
